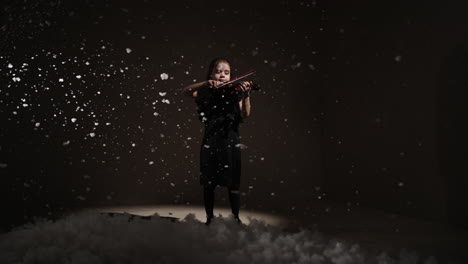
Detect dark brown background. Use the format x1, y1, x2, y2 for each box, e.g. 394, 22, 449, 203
0, 0, 467, 231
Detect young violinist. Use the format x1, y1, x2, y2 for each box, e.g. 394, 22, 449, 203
182, 57, 252, 225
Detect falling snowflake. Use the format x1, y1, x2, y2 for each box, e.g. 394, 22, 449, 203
160, 73, 169, 80
291, 62, 302, 70
235, 143, 247, 149
126, 48, 132, 53
159, 92, 167, 96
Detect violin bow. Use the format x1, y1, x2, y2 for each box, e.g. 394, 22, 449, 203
217, 69, 256, 88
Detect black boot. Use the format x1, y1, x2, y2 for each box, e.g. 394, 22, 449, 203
228, 188, 242, 224
234, 217, 242, 224
205, 215, 214, 225
204, 185, 215, 225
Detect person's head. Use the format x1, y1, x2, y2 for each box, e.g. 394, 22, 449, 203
206, 57, 231, 83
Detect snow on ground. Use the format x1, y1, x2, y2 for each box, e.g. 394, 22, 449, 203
0, 211, 439, 264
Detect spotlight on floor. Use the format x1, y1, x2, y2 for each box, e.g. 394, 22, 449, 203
78, 205, 288, 227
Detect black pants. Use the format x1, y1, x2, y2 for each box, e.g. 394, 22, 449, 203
203, 185, 240, 219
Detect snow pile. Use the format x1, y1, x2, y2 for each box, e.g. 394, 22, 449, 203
0, 212, 437, 264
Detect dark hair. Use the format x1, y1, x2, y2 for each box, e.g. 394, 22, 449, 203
206, 57, 232, 81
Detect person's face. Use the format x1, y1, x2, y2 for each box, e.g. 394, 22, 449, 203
211, 62, 231, 83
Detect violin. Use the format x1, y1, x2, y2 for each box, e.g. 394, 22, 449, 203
216, 69, 261, 93
220, 82, 261, 91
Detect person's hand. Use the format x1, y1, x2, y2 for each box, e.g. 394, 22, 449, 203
206, 80, 224, 89
239, 81, 252, 97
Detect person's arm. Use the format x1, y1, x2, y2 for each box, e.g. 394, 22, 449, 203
238, 81, 252, 118
182, 80, 223, 98
181, 81, 208, 98
239, 95, 251, 118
